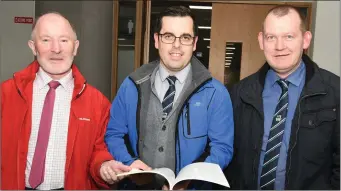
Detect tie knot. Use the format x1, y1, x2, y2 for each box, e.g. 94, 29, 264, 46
277, 79, 289, 91
48, 81, 60, 89
166, 76, 177, 86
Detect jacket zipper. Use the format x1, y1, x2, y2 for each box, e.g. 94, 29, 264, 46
186, 102, 191, 135
175, 78, 212, 174
285, 92, 326, 188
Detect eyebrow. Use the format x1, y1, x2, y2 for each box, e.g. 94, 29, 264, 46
38, 35, 72, 39
163, 32, 194, 36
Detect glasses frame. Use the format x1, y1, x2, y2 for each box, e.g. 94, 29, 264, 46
158, 33, 196, 46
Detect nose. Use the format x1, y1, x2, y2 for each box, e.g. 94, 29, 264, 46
275, 38, 286, 51
172, 37, 181, 48
51, 40, 61, 53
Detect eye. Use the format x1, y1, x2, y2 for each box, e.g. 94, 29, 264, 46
42, 39, 49, 42
164, 34, 174, 39
287, 35, 294, 39
181, 35, 192, 41
61, 39, 68, 43
266, 35, 275, 41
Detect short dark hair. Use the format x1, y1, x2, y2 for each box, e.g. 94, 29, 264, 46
263, 5, 307, 33
154, 6, 198, 36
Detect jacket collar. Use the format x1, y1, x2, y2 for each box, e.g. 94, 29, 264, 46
129, 56, 211, 87
240, 53, 327, 114
13, 60, 87, 101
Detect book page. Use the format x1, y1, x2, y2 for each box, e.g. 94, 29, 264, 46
117, 168, 177, 188
173, 162, 230, 188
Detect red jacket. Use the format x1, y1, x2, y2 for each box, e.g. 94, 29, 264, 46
1, 61, 114, 190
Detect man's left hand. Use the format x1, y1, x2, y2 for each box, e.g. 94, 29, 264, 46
100, 160, 132, 184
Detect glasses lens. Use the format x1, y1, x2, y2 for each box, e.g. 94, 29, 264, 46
161, 34, 175, 44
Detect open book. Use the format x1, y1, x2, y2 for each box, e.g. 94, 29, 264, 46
117, 162, 229, 190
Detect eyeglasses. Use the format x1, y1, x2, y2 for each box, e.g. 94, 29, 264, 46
158, 33, 195, 45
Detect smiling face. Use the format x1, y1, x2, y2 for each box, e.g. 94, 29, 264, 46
154, 16, 198, 74
28, 13, 79, 80
258, 9, 312, 78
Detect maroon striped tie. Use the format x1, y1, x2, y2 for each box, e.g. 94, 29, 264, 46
29, 81, 60, 188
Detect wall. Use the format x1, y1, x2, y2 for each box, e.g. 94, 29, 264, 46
311, 1, 340, 76
1, 1, 339, 94
0, 1, 35, 82
35, 1, 113, 99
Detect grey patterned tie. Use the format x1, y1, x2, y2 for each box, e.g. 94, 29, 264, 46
260, 79, 289, 190
162, 76, 177, 121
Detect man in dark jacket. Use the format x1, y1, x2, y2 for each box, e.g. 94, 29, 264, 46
226, 5, 340, 190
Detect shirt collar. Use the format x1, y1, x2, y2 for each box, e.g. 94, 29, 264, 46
36, 67, 74, 92
267, 60, 305, 88
158, 63, 191, 84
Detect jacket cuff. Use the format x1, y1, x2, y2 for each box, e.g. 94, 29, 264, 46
90, 152, 114, 189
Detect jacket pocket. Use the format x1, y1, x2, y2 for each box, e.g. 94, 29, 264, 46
182, 100, 208, 139
301, 108, 336, 128
299, 108, 336, 163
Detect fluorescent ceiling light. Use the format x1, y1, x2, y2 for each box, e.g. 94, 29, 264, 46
198, 26, 211, 29
226, 47, 235, 50
118, 38, 126, 41
225, 52, 234, 55
203, 38, 210, 41
189, 5, 212, 10
207, 46, 210, 49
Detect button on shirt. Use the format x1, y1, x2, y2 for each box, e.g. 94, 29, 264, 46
154, 63, 191, 103
25, 68, 74, 190
258, 61, 306, 190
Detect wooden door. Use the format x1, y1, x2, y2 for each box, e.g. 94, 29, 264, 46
209, 3, 276, 85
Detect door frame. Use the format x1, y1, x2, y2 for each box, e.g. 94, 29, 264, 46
111, 0, 145, 100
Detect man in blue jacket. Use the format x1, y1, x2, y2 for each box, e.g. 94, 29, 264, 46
105, 5, 234, 190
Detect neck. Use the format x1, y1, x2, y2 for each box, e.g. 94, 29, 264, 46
276, 61, 301, 79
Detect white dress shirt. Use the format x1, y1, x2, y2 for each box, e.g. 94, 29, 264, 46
25, 68, 74, 190
154, 63, 191, 103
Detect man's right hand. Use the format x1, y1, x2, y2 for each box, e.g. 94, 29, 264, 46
128, 160, 154, 185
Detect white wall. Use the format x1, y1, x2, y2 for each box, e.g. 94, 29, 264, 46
0, 1, 35, 82
312, 1, 340, 76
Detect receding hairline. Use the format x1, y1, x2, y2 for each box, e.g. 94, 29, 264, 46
262, 5, 307, 33
31, 11, 77, 40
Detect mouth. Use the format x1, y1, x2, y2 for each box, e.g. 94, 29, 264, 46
169, 52, 183, 60
50, 58, 64, 62
274, 54, 290, 57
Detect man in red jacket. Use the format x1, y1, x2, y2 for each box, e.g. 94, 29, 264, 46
1, 12, 131, 190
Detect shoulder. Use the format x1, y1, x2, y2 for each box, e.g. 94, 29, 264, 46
1, 79, 16, 95
230, 72, 260, 95
318, 68, 340, 89
82, 84, 111, 108
317, 68, 340, 99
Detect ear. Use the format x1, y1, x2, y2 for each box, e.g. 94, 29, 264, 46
192, 36, 198, 52
73, 40, 80, 56
154, 33, 159, 49
258, 32, 264, 50
28, 40, 37, 56
302, 31, 312, 49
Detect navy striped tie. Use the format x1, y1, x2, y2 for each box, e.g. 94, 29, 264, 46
260, 79, 289, 190
162, 76, 177, 120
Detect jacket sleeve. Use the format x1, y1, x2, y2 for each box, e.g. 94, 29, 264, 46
203, 83, 234, 169
105, 78, 136, 166
89, 95, 114, 189
331, 104, 340, 189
